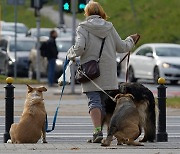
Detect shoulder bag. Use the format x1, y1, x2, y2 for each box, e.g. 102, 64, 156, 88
75, 38, 106, 83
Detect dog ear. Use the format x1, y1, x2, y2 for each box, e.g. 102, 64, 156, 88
114, 93, 123, 102
27, 84, 33, 93
38, 86, 47, 92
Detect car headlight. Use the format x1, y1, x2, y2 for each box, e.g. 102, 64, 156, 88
162, 62, 171, 68
8, 58, 15, 65
56, 59, 64, 66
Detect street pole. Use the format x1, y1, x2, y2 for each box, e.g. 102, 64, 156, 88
35, 9, 41, 82
14, 0, 17, 79
59, 0, 64, 28
70, 0, 76, 94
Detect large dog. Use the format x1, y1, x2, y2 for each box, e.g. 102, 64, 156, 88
101, 94, 143, 146
9, 85, 47, 143
102, 82, 156, 142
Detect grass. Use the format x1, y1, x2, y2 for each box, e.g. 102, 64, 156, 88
96, 0, 180, 46
166, 97, 180, 108
0, 0, 56, 28
1, 0, 180, 45
0, 75, 43, 84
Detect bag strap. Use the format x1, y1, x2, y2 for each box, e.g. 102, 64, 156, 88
97, 38, 106, 62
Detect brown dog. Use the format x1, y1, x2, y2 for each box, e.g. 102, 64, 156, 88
103, 82, 156, 142
101, 94, 143, 146
9, 85, 47, 143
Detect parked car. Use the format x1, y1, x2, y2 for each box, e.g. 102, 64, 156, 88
128, 43, 180, 84
27, 28, 53, 38
27, 27, 72, 39
0, 48, 8, 75
0, 36, 36, 76
1, 22, 28, 37
28, 37, 72, 80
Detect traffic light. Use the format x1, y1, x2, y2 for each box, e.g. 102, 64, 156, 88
78, 0, 86, 13
62, 0, 71, 13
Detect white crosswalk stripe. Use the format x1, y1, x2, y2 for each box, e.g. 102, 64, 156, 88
0, 116, 180, 142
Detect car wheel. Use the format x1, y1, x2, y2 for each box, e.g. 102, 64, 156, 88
28, 63, 36, 79
128, 66, 137, 82
170, 80, 178, 85
153, 67, 160, 84
4, 62, 8, 75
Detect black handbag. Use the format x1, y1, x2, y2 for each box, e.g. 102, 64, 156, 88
75, 38, 106, 83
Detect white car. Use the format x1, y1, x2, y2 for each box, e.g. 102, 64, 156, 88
129, 43, 180, 84
1, 22, 28, 37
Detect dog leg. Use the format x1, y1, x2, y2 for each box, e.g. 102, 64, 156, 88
125, 139, 144, 146
101, 126, 117, 146
42, 122, 47, 143
101, 135, 113, 146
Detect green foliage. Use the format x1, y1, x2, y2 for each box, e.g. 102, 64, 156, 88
96, 0, 180, 46
0, 75, 41, 84
0, 0, 56, 28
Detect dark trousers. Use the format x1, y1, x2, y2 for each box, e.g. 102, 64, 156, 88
48, 58, 56, 86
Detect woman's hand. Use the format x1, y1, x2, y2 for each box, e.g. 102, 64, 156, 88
130, 34, 140, 44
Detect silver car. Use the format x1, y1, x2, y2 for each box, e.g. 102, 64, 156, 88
0, 36, 36, 76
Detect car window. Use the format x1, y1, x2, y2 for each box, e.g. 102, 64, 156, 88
58, 31, 72, 38
56, 40, 72, 52
136, 47, 153, 56
10, 40, 35, 51
0, 39, 8, 50
156, 47, 180, 57
31, 30, 51, 37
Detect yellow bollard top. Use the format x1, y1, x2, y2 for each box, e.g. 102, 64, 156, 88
6, 77, 14, 84
158, 77, 166, 84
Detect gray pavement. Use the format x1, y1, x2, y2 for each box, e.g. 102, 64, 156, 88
0, 83, 180, 153
0, 142, 180, 154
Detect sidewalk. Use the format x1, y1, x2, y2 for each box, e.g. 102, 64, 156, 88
0, 141, 180, 154
40, 6, 81, 28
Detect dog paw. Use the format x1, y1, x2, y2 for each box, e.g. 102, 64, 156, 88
42, 140, 48, 144
139, 138, 147, 142
87, 139, 92, 143
7, 139, 12, 144
101, 139, 110, 147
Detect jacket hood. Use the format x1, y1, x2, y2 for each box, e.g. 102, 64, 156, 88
79, 15, 113, 38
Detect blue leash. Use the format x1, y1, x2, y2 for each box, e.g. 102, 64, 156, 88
46, 57, 70, 133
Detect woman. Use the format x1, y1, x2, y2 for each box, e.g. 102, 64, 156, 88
67, 0, 139, 143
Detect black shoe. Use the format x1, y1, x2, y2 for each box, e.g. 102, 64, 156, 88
92, 131, 103, 143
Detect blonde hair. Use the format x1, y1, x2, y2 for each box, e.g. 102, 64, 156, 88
84, 1, 108, 20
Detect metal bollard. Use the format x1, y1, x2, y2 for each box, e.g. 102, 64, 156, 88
156, 77, 168, 142
4, 77, 15, 143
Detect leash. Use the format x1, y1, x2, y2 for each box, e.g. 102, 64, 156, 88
77, 69, 115, 101
46, 57, 70, 133
118, 52, 131, 83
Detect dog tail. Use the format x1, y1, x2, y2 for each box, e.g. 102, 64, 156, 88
143, 89, 156, 142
